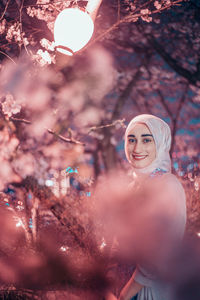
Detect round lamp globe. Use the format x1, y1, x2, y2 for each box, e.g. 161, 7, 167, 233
54, 8, 94, 56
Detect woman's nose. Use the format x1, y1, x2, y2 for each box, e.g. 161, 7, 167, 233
133, 141, 143, 153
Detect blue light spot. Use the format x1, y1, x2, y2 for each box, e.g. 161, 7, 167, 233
162, 117, 170, 124
66, 167, 78, 174
116, 141, 125, 152
173, 162, 179, 170
177, 129, 194, 136
166, 97, 175, 103
29, 218, 33, 228
189, 118, 200, 125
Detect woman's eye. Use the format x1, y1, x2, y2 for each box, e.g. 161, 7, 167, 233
143, 138, 152, 143
128, 138, 136, 143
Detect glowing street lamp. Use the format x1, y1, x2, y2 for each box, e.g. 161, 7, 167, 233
54, 0, 102, 56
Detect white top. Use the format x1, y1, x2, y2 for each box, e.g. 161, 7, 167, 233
133, 173, 186, 300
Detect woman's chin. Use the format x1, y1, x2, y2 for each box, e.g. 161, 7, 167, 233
130, 160, 149, 169
129, 156, 156, 169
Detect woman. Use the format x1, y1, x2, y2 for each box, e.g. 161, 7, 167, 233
117, 114, 187, 300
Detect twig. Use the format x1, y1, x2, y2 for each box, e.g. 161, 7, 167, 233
47, 128, 85, 145
112, 69, 142, 120
156, 89, 173, 117
19, 0, 30, 55
9, 117, 85, 145
89, 0, 184, 45
0, 0, 11, 22
88, 118, 126, 134
23, 1, 66, 12
117, 0, 120, 21
0, 50, 17, 65
10, 117, 31, 124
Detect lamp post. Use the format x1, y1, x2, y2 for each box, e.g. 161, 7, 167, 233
54, 0, 103, 56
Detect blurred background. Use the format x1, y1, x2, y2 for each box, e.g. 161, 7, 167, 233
0, 0, 199, 299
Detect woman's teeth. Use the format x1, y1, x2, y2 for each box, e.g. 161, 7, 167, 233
132, 154, 147, 160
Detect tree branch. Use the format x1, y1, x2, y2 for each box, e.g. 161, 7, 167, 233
88, 118, 126, 134
117, 0, 120, 21
0, 0, 11, 22
10, 117, 31, 124
112, 69, 142, 120
89, 0, 184, 46
156, 89, 173, 117
170, 84, 189, 154
9, 117, 85, 145
147, 36, 197, 86
156, 84, 189, 155
47, 128, 85, 146
0, 50, 17, 65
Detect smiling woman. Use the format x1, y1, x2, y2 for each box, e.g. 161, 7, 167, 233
126, 123, 156, 169
117, 114, 187, 300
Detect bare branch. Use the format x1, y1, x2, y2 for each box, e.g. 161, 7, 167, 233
0, 0, 11, 22
0, 50, 17, 65
137, 90, 153, 114
155, 84, 189, 155
90, 0, 184, 45
156, 89, 173, 118
88, 118, 126, 134
112, 69, 142, 120
147, 36, 197, 86
170, 84, 189, 154
117, 0, 120, 21
10, 117, 31, 124
9, 117, 85, 145
47, 128, 85, 146
176, 84, 189, 119
18, 0, 30, 55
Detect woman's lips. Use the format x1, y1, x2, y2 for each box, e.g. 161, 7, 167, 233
132, 154, 147, 160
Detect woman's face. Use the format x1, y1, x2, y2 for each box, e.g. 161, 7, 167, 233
126, 123, 156, 169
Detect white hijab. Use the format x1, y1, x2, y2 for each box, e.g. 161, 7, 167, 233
124, 114, 172, 175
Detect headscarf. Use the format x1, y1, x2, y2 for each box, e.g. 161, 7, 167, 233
124, 114, 172, 175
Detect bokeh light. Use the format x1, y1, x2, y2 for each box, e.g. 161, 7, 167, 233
54, 8, 94, 55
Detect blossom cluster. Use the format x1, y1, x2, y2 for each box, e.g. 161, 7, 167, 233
1, 93, 21, 117
5, 22, 28, 47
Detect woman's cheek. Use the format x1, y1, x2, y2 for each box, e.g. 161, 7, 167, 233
128, 144, 133, 155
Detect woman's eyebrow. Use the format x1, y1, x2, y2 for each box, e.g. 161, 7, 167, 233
128, 134, 135, 137
127, 134, 153, 137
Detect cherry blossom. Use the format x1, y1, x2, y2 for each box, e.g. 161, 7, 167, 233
1, 93, 21, 117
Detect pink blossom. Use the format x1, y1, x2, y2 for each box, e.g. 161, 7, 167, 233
34, 49, 54, 66
154, 1, 162, 9
1, 93, 21, 117
40, 38, 55, 51
141, 15, 153, 23
140, 9, 150, 15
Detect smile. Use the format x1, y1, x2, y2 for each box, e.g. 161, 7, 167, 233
132, 154, 147, 160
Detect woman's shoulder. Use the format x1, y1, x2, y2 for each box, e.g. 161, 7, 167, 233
161, 172, 184, 189
148, 172, 185, 197
155, 173, 186, 205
